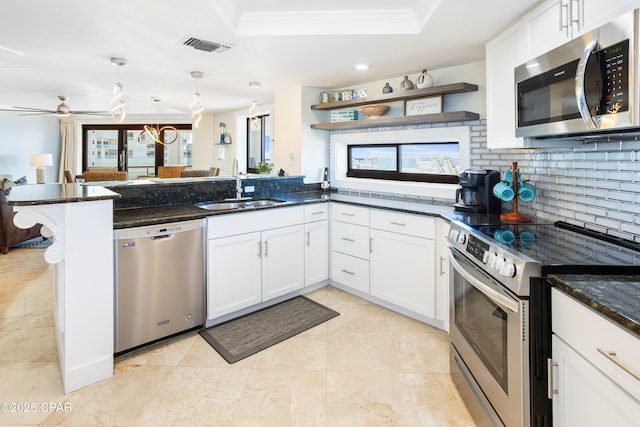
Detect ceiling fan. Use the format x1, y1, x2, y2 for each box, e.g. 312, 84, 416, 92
0, 95, 108, 116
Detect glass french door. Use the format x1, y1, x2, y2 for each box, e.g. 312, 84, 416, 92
83, 124, 192, 179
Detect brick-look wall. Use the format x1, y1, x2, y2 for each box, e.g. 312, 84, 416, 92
335, 119, 640, 243
471, 120, 640, 243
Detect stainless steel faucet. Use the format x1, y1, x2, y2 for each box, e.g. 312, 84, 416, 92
227, 158, 251, 201
234, 158, 242, 199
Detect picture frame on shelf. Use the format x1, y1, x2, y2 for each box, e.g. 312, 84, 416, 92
404, 95, 443, 116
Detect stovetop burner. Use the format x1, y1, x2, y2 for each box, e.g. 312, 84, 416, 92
451, 212, 640, 272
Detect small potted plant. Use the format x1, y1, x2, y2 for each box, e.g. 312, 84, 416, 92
256, 162, 274, 174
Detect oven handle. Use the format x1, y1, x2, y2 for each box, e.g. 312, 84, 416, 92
449, 249, 519, 314
575, 37, 598, 129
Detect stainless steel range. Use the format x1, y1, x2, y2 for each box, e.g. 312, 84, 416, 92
447, 216, 640, 427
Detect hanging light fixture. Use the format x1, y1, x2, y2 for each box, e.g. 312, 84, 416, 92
138, 97, 178, 145
110, 57, 127, 123
248, 81, 260, 130
190, 71, 204, 128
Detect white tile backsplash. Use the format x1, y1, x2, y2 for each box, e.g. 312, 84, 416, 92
469, 120, 640, 243
331, 119, 640, 243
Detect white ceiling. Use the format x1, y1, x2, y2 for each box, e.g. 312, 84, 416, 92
0, 0, 540, 117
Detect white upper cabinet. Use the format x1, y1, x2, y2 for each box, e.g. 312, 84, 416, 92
486, 0, 640, 149
582, 0, 639, 33
525, 0, 640, 59
524, 0, 579, 59
486, 20, 527, 149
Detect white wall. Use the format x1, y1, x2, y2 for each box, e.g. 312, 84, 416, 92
334, 60, 486, 118
0, 112, 60, 183
273, 86, 327, 182
191, 103, 274, 176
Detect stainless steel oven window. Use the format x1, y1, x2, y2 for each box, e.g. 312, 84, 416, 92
453, 270, 509, 393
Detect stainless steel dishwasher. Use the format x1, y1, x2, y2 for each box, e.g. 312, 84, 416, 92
114, 219, 204, 353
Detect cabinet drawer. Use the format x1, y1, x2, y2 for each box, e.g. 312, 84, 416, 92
330, 202, 369, 226
370, 209, 435, 239
331, 221, 369, 260
331, 251, 369, 294
208, 206, 303, 239
552, 289, 640, 401
304, 203, 329, 222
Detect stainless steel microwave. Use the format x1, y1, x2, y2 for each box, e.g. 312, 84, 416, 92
515, 10, 638, 138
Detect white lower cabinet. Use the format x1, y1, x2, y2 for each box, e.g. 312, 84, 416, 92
551, 335, 640, 427
261, 224, 305, 300
305, 220, 328, 286
551, 289, 640, 426
304, 204, 329, 286
206, 207, 304, 321
207, 232, 262, 318
206, 201, 450, 330
331, 250, 370, 294
369, 228, 435, 317
369, 209, 436, 318
330, 203, 371, 294
329, 203, 447, 328
435, 218, 450, 330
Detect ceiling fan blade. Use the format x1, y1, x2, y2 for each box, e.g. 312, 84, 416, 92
17, 111, 57, 116
70, 110, 109, 115
0, 107, 57, 113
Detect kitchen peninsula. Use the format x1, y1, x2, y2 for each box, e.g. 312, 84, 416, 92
7, 183, 120, 393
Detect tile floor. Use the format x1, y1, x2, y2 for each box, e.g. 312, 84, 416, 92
0, 246, 476, 426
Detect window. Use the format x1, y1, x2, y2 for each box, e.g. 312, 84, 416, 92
246, 114, 272, 173
347, 142, 460, 184
82, 124, 191, 178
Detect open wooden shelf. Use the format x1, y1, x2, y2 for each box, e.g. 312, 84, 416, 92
310, 82, 478, 110
309, 82, 479, 130
310, 111, 480, 130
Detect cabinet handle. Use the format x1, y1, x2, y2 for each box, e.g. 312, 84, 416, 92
263, 241, 268, 257
439, 256, 446, 276
390, 221, 406, 226
341, 237, 355, 242
257, 241, 262, 258
341, 269, 355, 275
306, 231, 310, 246
547, 358, 558, 399
570, 0, 580, 29
312, 211, 325, 215
341, 212, 355, 217
559, 3, 569, 34
370, 237, 373, 253
597, 348, 640, 381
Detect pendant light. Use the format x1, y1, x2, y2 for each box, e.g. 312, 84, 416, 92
110, 57, 127, 123
190, 71, 204, 128
248, 81, 260, 130
138, 97, 178, 145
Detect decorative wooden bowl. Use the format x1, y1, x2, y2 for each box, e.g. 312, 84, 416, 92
361, 105, 390, 118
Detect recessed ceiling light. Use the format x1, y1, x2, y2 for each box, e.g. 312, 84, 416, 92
353, 64, 369, 71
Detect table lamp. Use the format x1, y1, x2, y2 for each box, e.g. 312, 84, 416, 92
30, 153, 53, 184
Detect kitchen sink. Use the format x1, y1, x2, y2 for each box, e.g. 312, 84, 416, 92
195, 198, 288, 211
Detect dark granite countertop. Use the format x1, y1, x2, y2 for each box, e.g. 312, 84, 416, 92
113, 191, 329, 229
7, 183, 120, 206
547, 274, 640, 338
113, 191, 458, 229
329, 193, 457, 220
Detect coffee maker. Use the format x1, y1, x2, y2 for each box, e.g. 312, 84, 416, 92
454, 169, 501, 213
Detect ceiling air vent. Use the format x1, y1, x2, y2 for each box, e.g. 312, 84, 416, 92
182, 37, 231, 53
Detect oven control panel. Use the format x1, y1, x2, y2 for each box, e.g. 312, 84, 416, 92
448, 221, 542, 297
449, 228, 518, 278
466, 235, 489, 262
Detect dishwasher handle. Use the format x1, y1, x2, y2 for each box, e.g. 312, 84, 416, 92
150, 234, 175, 241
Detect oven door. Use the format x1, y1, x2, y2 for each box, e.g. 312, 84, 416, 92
449, 248, 528, 427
